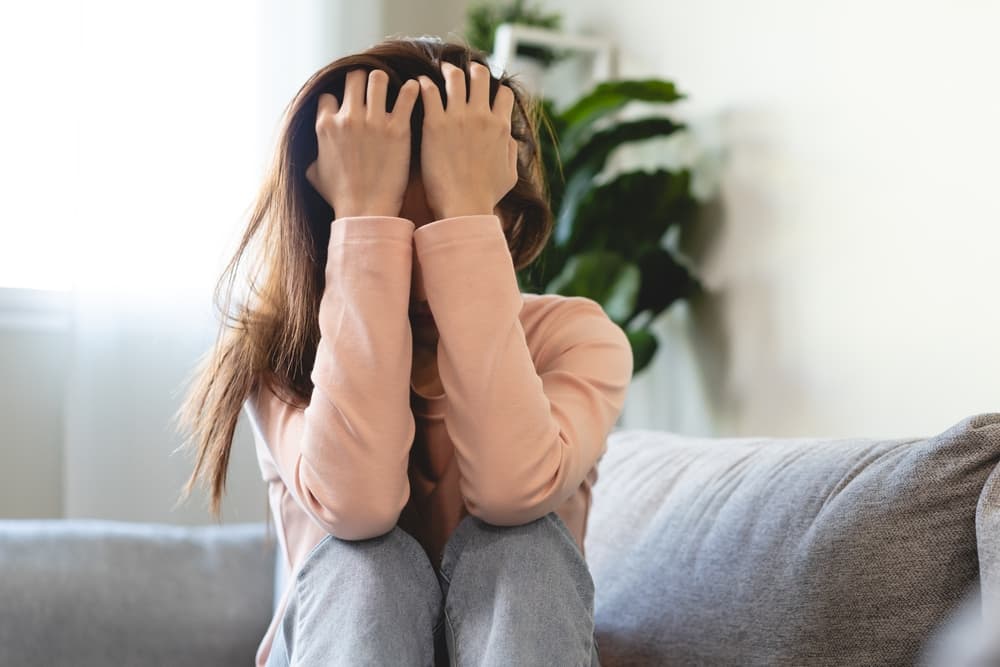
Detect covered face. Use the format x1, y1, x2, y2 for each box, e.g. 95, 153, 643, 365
401, 170, 433, 313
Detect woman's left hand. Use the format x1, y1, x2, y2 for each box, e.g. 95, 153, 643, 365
417, 61, 518, 220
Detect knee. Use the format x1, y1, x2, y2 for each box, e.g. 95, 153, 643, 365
296, 524, 438, 596
284, 524, 444, 652
443, 512, 593, 591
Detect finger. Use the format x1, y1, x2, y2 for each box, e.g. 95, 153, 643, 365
366, 69, 388, 116
342, 69, 366, 112
468, 61, 490, 111
441, 61, 466, 112
492, 84, 515, 129
418, 75, 444, 120
316, 92, 340, 122
391, 79, 420, 119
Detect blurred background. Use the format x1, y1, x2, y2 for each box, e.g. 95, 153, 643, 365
1, 0, 997, 526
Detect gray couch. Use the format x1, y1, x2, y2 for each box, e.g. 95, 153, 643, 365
2, 413, 998, 666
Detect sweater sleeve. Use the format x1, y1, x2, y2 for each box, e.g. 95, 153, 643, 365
412, 213, 634, 526
254, 215, 417, 540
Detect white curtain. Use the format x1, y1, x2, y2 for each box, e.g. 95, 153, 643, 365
2, 0, 380, 524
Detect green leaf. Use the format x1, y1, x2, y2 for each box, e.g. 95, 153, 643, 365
629, 245, 703, 322
543, 251, 640, 322
537, 99, 567, 210
559, 79, 684, 156
553, 161, 601, 246
464, 0, 565, 61
465, 4, 498, 52
565, 169, 696, 254
562, 117, 684, 177
624, 327, 658, 374
561, 79, 684, 126
554, 122, 685, 248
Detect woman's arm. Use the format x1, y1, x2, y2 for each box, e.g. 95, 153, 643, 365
412, 213, 634, 526
254, 69, 422, 540
257, 215, 417, 540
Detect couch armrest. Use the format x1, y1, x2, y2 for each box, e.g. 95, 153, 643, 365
0, 519, 275, 667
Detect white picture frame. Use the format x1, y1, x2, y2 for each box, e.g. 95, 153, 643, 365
488, 23, 618, 107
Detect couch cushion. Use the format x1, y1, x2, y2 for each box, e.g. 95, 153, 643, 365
584, 413, 1000, 666
0, 519, 275, 667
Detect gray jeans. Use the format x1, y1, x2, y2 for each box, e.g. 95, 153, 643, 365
265, 511, 601, 666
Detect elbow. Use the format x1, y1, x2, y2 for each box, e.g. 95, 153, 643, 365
465, 502, 530, 527
465, 496, 553, 527
296, 457, 408, 540
462, 478, 560, 527
460, 437, 569, 526
319, 506, 403, 541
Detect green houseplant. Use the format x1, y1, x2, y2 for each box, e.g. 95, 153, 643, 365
466, 0, 568, 67
515, 80, 705, 375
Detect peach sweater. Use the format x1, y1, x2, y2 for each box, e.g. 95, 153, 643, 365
243, 213, 633, 667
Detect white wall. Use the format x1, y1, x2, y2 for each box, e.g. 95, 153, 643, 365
538, 0, 999, 438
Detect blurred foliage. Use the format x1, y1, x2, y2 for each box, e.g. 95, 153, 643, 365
516, 80, 705, 376
462, 4, 707, 376
465, 0, 569, 66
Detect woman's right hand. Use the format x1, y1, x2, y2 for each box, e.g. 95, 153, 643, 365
305, 68, 420, 219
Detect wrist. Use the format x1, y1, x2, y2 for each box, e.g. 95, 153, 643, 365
436, 203, 495, 219
335, 207, 401, 220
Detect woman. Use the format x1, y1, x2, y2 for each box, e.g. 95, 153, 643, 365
173, 35, 633, 666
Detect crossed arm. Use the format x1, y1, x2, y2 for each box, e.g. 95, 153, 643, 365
255, 211, 633, 540
257, 61, 632, 540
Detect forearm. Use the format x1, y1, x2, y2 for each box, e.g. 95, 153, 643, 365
293, 215, 418, 538
413, 214, 632, 524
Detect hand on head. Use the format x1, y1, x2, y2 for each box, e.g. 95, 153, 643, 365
415, 62, 517, 220
305, 62, 518, 222
305, 68, 419, 220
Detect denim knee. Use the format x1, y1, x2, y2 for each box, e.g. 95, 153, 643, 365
436, 512, 598, 667
297, 524, 436, 581
278, 525, 444, 667
443, 511, 583, 561
440, 512, 595, 600
294, 524, 443, 621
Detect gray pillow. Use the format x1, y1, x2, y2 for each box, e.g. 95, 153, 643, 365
0, 519, 275, 667
584, 413, 1000, 666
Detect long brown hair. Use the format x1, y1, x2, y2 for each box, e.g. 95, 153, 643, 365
170, 35, 556, 525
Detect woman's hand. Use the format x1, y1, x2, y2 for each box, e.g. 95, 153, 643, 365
305, 68, 420, 219
417, 62, 518, 220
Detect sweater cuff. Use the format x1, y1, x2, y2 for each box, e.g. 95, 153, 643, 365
412, 215, 503, 254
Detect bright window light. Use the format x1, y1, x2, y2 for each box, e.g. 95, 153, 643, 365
0, 1, 263, 297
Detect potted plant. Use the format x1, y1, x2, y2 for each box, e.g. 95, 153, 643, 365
516, 79, 705, 376
465, 0, 569, 68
